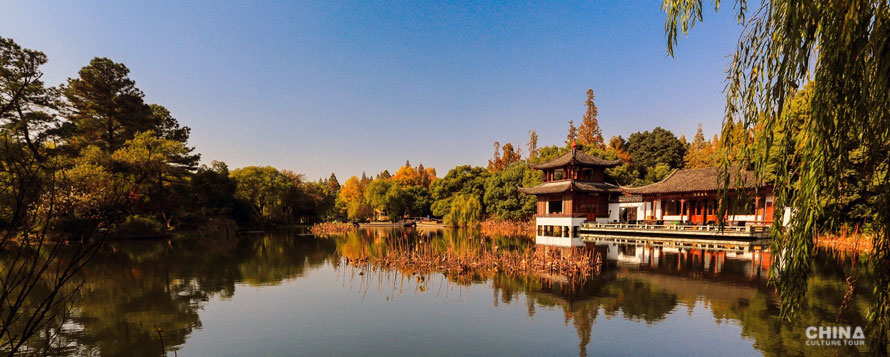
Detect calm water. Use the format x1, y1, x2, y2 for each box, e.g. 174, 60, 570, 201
33, 228, 873, 356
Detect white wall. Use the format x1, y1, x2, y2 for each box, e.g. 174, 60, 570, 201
535, 216, 585, 227
609, 202, 646, 222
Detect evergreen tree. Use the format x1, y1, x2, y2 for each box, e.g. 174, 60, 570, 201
327, 173, 340, 192
62, 57, 153, 152
0, 37, 58, 162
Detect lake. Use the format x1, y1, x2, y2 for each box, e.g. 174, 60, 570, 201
34, 228, 873, 356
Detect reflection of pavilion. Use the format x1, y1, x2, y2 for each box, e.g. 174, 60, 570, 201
596, 241, 772, 281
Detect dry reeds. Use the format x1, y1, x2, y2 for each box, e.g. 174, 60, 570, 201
480, 219, 534, 239
342, 235, 603, 281
311, 221, 356, 235
816, 225, 872, 254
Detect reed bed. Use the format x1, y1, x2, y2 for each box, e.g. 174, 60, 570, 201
816, 226, 872, 253
479, 219, 535, 239
311, 221, 357, 235
341, 235, 603, 281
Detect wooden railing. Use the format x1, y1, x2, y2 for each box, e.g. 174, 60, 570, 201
582, 222, 770, 234
536, 213, 588, 218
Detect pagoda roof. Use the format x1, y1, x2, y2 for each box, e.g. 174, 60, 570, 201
530, 150, 622, 170
621, 167, 767, 195
518, 180, 620, 195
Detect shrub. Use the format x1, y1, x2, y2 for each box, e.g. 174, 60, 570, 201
112, 215, 166, 239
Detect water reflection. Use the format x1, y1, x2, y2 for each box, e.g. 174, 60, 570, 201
13, 228, 873, 356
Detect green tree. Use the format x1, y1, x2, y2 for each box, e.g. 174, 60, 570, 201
532, 145, 568, 165
111, 130, 194, 226
644, 163, 673, 183
429, 165, 489, 217
364, 178, 394, 220
148, 104, 199, 169
400, 184, 432, 217
229, 166, 291, 224
483, 162, 539, 220
326, 172, 340, 193
606, 163, 639, 186
626, 127, 686, 176
191, 161, 238, 218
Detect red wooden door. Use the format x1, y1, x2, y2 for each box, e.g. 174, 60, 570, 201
689, 200, 705, 224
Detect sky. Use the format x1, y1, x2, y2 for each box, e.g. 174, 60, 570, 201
1, 1, 743, 180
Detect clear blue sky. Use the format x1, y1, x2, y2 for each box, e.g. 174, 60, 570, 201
1, 1, 741, 180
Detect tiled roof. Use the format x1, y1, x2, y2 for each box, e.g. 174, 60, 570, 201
622, 167, 766, 195
518, 180, 620, 195
618, 195, 643, 203
530, 150, 622, 169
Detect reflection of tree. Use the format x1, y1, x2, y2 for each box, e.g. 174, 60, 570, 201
600, 279, 677, 323
704, 252, 872, 356
12, 232, 338, 355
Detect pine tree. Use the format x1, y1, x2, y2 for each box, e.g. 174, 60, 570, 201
62, 57, 153, 152
327, 173, 340, 192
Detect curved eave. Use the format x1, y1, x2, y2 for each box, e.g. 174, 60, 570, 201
519, 181, 620, 195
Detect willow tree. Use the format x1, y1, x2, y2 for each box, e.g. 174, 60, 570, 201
664, 0, 890, 350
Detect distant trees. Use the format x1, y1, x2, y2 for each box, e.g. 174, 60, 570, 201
487, 141, 521, 172
338, 161, 437, 222
392, 161, 435, 188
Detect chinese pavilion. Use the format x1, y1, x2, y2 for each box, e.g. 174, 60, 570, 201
518, 143, 621, 246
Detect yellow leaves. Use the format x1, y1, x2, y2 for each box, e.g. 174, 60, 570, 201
338, 176, 373, 220
392, 163, 436, 188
